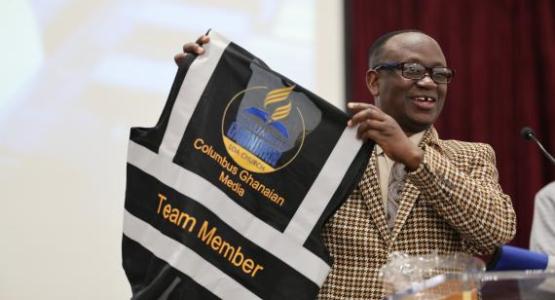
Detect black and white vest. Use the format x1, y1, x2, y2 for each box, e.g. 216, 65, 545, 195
122, 32, 372, 299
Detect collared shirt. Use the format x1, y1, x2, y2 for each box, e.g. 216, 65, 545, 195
375, 131, 425, 212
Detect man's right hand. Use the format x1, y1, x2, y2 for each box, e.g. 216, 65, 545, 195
174, 35, 210, 65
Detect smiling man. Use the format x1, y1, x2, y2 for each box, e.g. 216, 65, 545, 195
177, 30, 516, 300
317, 30, 516, 299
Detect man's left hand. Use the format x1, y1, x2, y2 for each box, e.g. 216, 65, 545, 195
347, 102, 424, 171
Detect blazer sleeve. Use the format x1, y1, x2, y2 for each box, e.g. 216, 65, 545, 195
406, 142, 516, 254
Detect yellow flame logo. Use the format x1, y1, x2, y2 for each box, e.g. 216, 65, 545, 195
263, 85, 295, 121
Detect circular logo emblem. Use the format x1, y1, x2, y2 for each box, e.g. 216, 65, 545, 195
221, 85, 305, 174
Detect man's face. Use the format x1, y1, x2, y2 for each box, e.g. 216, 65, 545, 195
368, 33, 448, 135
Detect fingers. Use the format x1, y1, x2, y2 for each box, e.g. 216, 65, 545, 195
174, 53, 187, 65
182, 42, 204, 55
356, 119, 383, 140
175, 35, 211, 65
347, 104, 386, 127
347, 102, 374, 113
184, 35, 210, 54
196, 35, 210, 45
346, 102, 401, 142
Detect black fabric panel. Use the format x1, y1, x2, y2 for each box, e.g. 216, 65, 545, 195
122, 236, 219, 300
125, 164, 319, 299
172, 43, 348, 233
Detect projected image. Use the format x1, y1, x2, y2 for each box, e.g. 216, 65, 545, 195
1, 0, 316, 148
0, 1, 344, 299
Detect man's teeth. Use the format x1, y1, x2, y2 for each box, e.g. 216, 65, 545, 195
414, 96, 435, 102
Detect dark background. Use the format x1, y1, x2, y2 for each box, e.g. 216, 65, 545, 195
344, 0, 555, 248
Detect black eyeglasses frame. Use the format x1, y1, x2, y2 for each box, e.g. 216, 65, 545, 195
372, 62, 455, 84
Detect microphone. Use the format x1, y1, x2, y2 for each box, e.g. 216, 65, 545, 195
521, 126, 555, 165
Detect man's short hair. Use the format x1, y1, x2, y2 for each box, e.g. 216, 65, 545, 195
367, 29, 424, 68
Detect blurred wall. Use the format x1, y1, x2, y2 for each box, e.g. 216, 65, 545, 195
0, 1, 344, 299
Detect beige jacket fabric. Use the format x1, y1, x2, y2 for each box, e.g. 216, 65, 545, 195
317, 127, 516, 300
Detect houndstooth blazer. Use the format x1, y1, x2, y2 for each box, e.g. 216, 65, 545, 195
317, 127, 516, 300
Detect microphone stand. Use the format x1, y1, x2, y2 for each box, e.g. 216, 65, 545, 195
521, 127, 555, 166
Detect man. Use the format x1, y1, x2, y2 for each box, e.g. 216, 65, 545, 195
530, 181, 555, 256
176, 30, 516, 299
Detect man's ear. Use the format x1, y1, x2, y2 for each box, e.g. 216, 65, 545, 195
366, 69, 380, 97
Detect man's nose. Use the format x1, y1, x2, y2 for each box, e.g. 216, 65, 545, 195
415, 73, 438, 88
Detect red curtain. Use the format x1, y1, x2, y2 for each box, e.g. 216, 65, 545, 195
344, 0, 555, 247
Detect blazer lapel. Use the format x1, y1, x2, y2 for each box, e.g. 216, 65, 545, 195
359, 149, 391, 244
389, 128, 439, 245
389, 180, 419, 244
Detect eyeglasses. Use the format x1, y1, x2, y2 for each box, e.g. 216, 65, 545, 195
372, 62, 454, 84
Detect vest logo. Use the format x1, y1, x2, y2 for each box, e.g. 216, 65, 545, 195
222, 85, 305, 174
